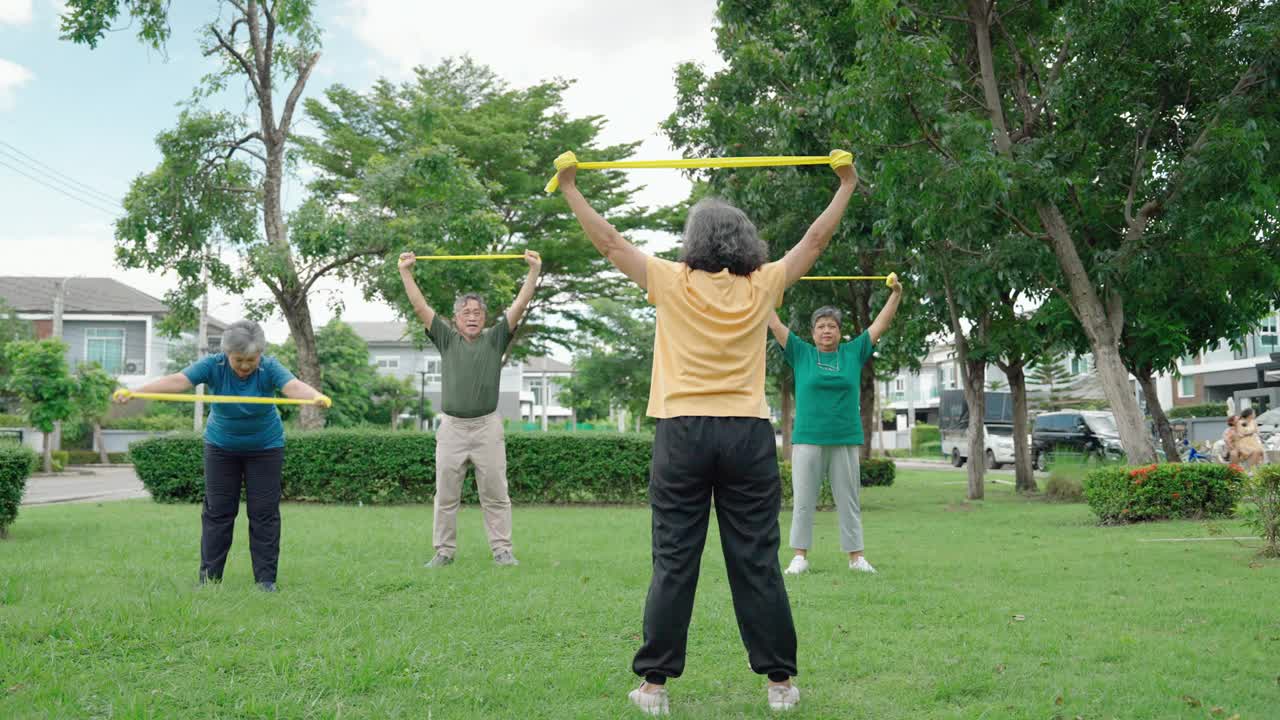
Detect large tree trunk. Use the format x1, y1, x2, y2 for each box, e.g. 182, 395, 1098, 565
279, 287, 324, 429
963, 359, 986, 501
1038, 204, 1155, 463
1136, 367, 1179, 462
94, 422, 108, 465
780, 374, 794, 462
1004, 361, 1037, 493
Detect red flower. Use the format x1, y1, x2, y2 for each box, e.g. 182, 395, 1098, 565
1172, 492, 1180, 499
1133, 478, 1144, 486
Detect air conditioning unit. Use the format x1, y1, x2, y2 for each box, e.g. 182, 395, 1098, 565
124, 360, 143, 374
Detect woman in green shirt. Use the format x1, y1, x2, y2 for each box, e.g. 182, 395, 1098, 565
769, 276, 902, 574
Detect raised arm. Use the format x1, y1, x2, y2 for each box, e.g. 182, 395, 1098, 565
555, 158, 649, 289
868, 275, 904, 343
397, 252, 437, 328
507, 250, 542, 331
781, 160, 858, 287
282, 378, 331, 407
768, 310, 791, 348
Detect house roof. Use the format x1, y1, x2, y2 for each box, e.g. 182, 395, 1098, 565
523, 356, 574, 374
0, 277, 169, 315
349, 321, 416, 344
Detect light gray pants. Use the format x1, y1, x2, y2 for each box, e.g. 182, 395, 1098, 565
789, 444, 863, 553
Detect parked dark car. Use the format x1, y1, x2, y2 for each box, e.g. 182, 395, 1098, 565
1032, 410, 1124, 470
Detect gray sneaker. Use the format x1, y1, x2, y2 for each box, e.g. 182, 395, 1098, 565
493, 550, 519, 567
768, 683, 799, 711
425, 553, 454, 568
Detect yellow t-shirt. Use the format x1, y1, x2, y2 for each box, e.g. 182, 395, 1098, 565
645, 256, 787, 419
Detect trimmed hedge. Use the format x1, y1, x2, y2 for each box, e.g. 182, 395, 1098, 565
65, 450, 131, 465
1084, 462, 1245, 524
1166, 403, 1228, 419
911, 424, 941, 454
131, 431, 653, 504
102, 415, 192, 431
0, 444, 37, 537
131, 431, 897, 506
0, 413, 24, 428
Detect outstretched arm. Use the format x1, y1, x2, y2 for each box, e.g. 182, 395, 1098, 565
868, 275, 904, 343
556, 163, 649, 289
113, 373, 194, 403
282, 378, 330, 407
768, 311, 791, 348
507, 250, 543, 331
781, 161, 858, 287
397, 252, 437, 328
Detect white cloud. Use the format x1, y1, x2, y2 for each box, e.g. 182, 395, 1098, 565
338, 0, 723, 213
0, 0, 32, 26
0, 58, 33, 111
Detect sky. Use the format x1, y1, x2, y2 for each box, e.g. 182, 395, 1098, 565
0, 0, 722, 354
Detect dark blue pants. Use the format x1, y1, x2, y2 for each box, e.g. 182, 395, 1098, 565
200, 443, 285, 583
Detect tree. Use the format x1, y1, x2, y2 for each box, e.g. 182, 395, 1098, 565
0, 300, 34, 412
843, 0, 1280, 464
74, 364, 118, 465
295, 58, 664, 358
1028, 349, 1074, 410
63, 0, 340, 429
6, 340, 77, 473
663, 4, 938, 459
560, 297, 655, 426
370, 375, 420, 430
273, 318, 380, 428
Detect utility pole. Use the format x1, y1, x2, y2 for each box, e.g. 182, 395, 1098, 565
418, 369, 428, 431
194, 256, 210, 431
51, 278, 68, 455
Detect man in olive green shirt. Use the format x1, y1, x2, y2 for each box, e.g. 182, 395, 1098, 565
397, 250, 541, 568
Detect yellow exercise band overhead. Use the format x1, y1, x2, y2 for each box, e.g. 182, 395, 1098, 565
800, 272, 899, 288
545, 149, 854, 193
114, 390, 328, 407
414, 254, 525, 261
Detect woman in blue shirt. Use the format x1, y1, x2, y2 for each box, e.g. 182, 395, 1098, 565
117, 320, 328, 592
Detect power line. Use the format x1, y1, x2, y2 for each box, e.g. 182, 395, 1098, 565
0, 156, 122, 217
0, 140, 121, 205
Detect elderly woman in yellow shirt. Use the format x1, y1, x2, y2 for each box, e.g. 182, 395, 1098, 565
557, 153, 857, 715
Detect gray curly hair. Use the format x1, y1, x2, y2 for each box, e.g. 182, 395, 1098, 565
453, 292, 488, 315
679, 198, 769, 276
220, 320, 267, 355
811, 306, 843, 328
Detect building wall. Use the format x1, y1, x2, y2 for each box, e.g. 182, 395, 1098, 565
61, 319, 150, 376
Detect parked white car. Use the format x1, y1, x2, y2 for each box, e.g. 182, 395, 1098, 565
943, 424, 1018, 469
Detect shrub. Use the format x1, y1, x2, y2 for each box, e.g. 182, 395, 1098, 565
65, 450, 130, 465
1241, 465, 1280, 558
1166, 403, 1228, 419
919, 441, 942, 457
1084, 462, 1245, 524
1044, 472, 1084, 503
102, 415, 192, 431
131, 431, 654, 505
50, 450, 68, 473
911, 424, 940, 453
0, 444, 37, 537
0, 413, 24, 428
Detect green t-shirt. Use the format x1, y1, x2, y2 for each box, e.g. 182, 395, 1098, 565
427, 314, 513, 418
781, 331, 875, 445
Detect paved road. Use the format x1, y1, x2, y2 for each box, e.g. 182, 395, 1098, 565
894, 459, 1046, 477
21, 466, 150, 506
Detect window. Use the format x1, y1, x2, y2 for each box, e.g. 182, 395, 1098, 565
1260, 315, 1278, 348
85, 328, 125, 375
1179, 376, 1196, 398
422, 358, 441, 383
1070, 356, 1092, 375
375, 356, 400, 370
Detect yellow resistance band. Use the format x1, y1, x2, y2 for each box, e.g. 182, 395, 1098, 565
546, 149, 854, 192
800, 272, 899, 287
414, 254, 525, 261
115, 390, 327, 407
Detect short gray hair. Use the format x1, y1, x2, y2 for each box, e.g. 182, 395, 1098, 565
453, 293, 488, 315
679, 198, 769, 276
811, 306, 843, 328
221, 320, 267, 356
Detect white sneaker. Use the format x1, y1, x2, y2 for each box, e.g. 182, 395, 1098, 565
768, 683, 800, 711
849, 557, 877, 573
783, 556, 809, 575
628, 685, 670, 716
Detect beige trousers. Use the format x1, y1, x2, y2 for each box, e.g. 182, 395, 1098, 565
433, 412, 513, 556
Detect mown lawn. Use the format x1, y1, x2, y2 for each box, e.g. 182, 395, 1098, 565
1, 470, 1275, 719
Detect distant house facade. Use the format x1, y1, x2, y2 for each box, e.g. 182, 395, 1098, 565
349, 321, 574, 426
0, 276, 224, 386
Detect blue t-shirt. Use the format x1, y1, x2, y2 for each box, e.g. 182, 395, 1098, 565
183, 354, 295, 451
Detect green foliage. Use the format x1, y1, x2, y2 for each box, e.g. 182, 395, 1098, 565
73, 364, 117, 425
5, 340, 77, 433
1045, 462, 1087, 503
101, 415, 192, 432
65, 450, 130, 466
0, 299, 33, 412
1241, 465, 1280, 558
561, 295, 654, 422
0, 444, 37, 537
130, 431, 654, 505
272, 318, 380, 427
1167, 403, 1229, 419
0, 414, 23, 428
911, 424, 940, 453
1084, 463, 1245, 524
297, 57, 663, 357
367, 375, 423, 429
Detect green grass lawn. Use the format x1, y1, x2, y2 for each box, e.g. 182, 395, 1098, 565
1, 470, 1276, 719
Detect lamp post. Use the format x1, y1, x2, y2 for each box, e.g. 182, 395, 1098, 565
418, 369, 429, 431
